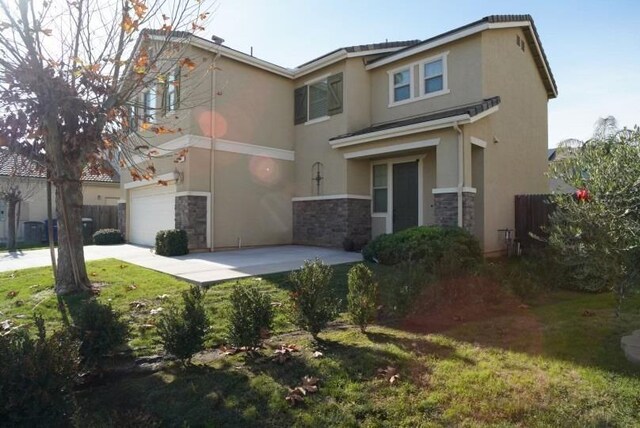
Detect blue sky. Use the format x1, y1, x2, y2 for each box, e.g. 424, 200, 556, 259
208, 0, 640, 147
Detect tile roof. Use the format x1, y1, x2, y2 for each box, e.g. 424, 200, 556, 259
330, 96, 501, 141
296, 40, 421, 68
0, 152, 120, 183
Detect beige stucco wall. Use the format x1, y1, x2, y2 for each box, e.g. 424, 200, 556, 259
213, 150, 293, 248
211, 56, 294, 149
478, 28, 550, 254
369, 35, 483, 125
82, 183, 120, 206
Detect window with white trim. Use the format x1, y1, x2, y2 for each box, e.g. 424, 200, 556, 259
423, 59, 443, 94
294, 73, 343, 125
392, 68, 411, 102
142, 87, 156, 123
164, 68, 180, 113
372, 164, 388, 213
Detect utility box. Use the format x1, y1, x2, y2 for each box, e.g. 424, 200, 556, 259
82, 218, 94, 244
42, 219, 58, 244
23, 221, 44, 244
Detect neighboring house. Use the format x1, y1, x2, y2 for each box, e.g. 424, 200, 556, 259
548, 147, 576, 193
120, 14, 557, 255
0, 153, 120, 243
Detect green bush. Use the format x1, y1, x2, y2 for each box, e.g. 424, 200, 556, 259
347, 264, 377, 332
75, 299, 129, 368
227, 283, 274, 348
384, 262, 434, 317
157, 286, 209, 365
0, 314, 79, 427
363, 226, 481, 274
155, 229, 188, 256
288, 259, 340, 340
92, 228, 124, 245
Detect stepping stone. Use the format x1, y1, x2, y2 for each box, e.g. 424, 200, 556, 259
621, 330, 640, 365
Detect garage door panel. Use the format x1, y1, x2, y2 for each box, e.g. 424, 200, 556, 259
130, 185, 176, 246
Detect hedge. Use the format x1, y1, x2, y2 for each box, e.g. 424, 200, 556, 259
155, 229, 189, 256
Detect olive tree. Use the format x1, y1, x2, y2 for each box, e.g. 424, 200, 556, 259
548, 123, 640, 315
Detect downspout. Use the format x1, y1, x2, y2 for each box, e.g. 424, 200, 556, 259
209, 56, 216, 251
453, 122, 463, 228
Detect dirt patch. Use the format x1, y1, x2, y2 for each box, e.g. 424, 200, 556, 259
401, 276, 544, 354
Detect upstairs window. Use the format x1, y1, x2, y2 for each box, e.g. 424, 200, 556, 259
309, 80, 328, 120
392, 68, 411, 102
294, 72, 343, 125
143, 87, 157, 123
163, 68, 181, 113
423, 59, 443, 94
388, 52, 449, 107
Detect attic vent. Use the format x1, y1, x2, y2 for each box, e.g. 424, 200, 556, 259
211, 35, 225, 44
516, 35, 525, 52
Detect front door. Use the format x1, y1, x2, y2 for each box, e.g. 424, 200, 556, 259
392, 161, 419, 232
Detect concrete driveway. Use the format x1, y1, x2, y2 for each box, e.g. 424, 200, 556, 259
0, 244, 363, 285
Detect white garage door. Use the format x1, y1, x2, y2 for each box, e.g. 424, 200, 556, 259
129, 184, 176, 246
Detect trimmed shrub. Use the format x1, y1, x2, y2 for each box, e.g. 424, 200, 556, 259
92, 228, 124, 245
75, 299, 129, 368
363, 226, 481, 274
157, 286, 209, 365
347, 264, 377, 332
155, 229, 188, 256
227, 283, 274, 348
0, 314, 79, 426
288, 259, 339, 339
385, 262, 434, 317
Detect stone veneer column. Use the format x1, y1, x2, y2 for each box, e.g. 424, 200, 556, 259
293, 198, 371, 247
433, 191, 475, 231
117, 202, 126, 238
174, 195, 208, 250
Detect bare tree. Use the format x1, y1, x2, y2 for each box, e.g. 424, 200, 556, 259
0, 0, 213, 294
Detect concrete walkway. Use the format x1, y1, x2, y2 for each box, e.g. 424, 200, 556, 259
0, 244, 362, 285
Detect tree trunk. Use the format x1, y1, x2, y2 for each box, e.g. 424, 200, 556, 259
7, 199, 16, 252
54, 177, 91, 294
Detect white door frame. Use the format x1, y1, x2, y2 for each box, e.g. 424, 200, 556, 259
371, 154, 426, 234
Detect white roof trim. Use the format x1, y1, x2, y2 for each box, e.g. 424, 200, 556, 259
470, 136, 487, 148
343, 138, 440, 159
215, 139, 295, 161
124, 172, 178, 190
331, 105, 499, 148
365, 23, 490, 70
432, 187, 477, 194
188, 37, 293, 78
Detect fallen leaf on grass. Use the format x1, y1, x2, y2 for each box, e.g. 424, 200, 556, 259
377, 366, 400, 384
285, 376, 319, 406
518, 304, 530, 309
582, 310, 596, 317
150, 308, 163, 315
128, 284, 137, 291
312, 351, 323, 358
273, 344, 299, 364
6, 290, 17, 299
1, 319, 12, 331
130, 301, 147, 310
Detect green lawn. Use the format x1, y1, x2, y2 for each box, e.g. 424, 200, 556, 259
1, 259, 639, 427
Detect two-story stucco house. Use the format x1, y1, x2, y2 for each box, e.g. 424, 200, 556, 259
119, 14, 557, 255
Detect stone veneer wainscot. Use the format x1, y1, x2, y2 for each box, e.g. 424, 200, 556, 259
293, 197, 371, 247
175, 195, 208, 250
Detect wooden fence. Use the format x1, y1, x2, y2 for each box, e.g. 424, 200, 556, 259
82, 205, 118, 233
514, 194, 555, 250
